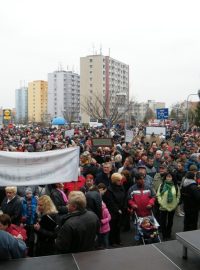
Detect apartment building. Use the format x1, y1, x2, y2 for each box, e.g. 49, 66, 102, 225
80, 54, 129, 123
15, 87, 28, 123
48, 70, 80, 122
28, 80, 48, 123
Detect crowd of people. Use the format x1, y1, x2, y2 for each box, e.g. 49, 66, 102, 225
0, 124, 200, 260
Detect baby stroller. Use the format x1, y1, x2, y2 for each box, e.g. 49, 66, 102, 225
134, 212, 161, 245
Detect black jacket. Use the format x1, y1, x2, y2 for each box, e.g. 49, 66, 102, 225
95, 171, 112, 187
35, 213, 59, 256
103, 183, 125, 218
55, 209, 99, 253
85, 190, 102, 219
50, 189, 68, 215
1, 195, 22, 225
181, 179, 200, 212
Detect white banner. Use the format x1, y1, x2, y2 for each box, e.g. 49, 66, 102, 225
65, 129, 75, 138
125, 129, 134, 143
0, 147, 79, 186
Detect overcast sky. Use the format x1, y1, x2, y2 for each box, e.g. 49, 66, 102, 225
1, 0, 200, 109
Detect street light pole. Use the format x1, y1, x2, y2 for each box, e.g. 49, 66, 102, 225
186, 90, 200, 131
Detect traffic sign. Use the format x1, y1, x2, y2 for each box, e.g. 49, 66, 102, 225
156, 108, 169, 120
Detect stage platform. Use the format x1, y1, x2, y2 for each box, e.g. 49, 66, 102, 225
0, 240, 199, 270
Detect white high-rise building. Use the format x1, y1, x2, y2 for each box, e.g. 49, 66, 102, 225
48, 70, 80, 122
80, 54, 129, 123
15, 87, 28, 123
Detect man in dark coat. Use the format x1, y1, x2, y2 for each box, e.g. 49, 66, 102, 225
95, 162, 113, 187
55, 191, 99, 253
181, 171, 200, 231
1, 187, 22, 225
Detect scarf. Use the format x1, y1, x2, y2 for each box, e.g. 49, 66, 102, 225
160, 181, 173, 203
57, 188, 68, 204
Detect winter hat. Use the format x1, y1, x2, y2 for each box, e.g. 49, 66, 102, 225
25, 187, 33, 195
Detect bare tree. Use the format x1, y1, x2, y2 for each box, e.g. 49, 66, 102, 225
62, 109, 79, 125
143, 108, 155, 124
81, 93, 131, 128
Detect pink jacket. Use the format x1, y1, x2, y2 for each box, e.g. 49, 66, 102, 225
100, 202, 111, 234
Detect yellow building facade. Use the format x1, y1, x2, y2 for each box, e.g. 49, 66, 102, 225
28, 80, 48, 123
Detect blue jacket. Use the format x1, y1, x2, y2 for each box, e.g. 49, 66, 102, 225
0, 230, 27, 260
21, 196, 37, 225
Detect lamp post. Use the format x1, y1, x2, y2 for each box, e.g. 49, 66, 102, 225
185, 90, 200, 131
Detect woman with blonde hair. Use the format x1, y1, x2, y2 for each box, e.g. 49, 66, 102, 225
34, 195, 59, 256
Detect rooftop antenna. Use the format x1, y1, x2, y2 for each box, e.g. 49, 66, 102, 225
100, 43, 102, 55
108, 48, 111, 57
58, 62, 63, 71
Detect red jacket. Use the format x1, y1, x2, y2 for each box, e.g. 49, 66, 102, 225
6, 224, 27, 241
64, 176, 85, 194
128, 184, 156, 217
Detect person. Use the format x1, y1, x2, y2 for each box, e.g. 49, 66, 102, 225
128, 173, 156, 218
97, 183, 111, 249
0, 213, 27, 241
0, 230, 27, 260
80, 173, 95, 194
139, 217, 159, 244
145, 156, 157, 178
34, 195, 59, 256
103, 173, 125, 247
153, 150, 163, 172
152, 164, 168, 223
21, 187, 38, 256
121, 170, 133, 231
175, 162, 186, 217
85, 185, 102, 220
118, 156, 135, 174
95, 162, 113, 187
17, 185, 39, 198
1, 186, 22, 225
50, 183, 68, 215
157, 172, 180, 240
136, 165, 153, 187
55, 191, 99, 253
181, 171, 200, 231
21, 188, 37, 225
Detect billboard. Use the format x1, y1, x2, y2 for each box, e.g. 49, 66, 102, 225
156, 108, 169, 120
3, 109, 12, 125
3, 109, 11, 120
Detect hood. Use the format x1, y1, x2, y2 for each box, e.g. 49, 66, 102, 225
183, 178, 196, 187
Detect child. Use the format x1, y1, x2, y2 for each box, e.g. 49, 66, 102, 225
0, 213, 27, 241
140, 217, 159, 244
21, 188, 38, 226
21, 188, 37, 256
97, 183, 111, 249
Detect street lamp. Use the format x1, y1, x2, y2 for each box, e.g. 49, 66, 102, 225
185, 90, 200, 131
